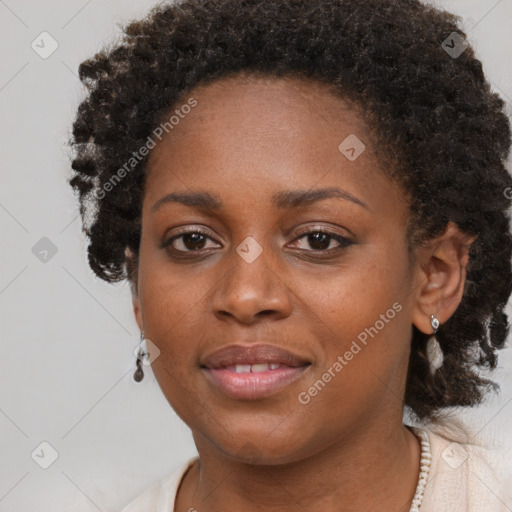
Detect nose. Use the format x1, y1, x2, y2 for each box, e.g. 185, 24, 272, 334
211, 239, 293, 325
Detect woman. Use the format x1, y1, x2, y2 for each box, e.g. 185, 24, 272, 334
67, 0, 512, 510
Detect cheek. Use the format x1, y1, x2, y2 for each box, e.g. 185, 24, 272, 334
138, 260, 212, 423
298, 240, 412, 382
304, 240, 408, 329
136, 248, 205, 365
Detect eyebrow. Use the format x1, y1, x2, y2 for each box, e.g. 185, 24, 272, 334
150, 186, 370, 213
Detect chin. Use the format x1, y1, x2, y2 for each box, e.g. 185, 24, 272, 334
201, 424, 314, 466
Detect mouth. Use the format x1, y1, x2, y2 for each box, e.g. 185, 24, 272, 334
200, 344, 311, 400
222, 362, 294, 372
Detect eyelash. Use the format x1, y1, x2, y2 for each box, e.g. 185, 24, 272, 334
161, 226, 354, 257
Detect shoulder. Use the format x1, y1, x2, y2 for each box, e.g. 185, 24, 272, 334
120, 456, 199, 512
410, 420, 511, 512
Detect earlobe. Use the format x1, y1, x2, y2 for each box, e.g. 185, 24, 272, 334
411, 222, 476, 334
132, 294, 143, 331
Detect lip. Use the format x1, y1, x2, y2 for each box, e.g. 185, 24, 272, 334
201, 344, 311, 400
201, 343, 310, 369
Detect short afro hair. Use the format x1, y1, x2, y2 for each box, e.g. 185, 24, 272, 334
67, 0, 512, 422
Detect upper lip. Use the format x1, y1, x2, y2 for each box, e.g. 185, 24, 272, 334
201, 344, 310, 369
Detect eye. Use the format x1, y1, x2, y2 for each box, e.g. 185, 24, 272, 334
289, 229, 353, 252
161, 226, 354, 257
162, 228, 220, 254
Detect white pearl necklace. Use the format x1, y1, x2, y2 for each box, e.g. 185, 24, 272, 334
408, 427, 432, 512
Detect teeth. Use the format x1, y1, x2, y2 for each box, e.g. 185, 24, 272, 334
250, 363, 270, 373
229, 363, 282, 373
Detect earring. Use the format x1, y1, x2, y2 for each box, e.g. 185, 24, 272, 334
133, 329, 146, 382
426, 314, 443, 374
430, 314, 440, 333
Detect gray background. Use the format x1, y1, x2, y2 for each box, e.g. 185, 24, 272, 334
1, 0, 511, 510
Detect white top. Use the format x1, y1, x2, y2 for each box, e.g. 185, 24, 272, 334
120, 422, 511, 512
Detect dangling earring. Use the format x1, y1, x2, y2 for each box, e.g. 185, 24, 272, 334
426, 314, 443, 374
133, 329, 146, 382
430, 314, 440, 332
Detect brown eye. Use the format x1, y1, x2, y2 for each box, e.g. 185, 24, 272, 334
291, 230, 353, 252
162, 229, 220, 253
161, 227, 353, 258
182, 232, 208, 250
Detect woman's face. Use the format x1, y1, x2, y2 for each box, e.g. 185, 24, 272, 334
133, 74, 421, 464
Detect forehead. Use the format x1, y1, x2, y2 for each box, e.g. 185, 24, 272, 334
142, 73, 407, 223
145, 73, 375, 177
151, 73, 370, 151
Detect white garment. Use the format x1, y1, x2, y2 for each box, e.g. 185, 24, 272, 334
120, 423, 511, 512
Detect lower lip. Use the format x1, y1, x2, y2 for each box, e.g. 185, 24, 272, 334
202, 365, 310, 400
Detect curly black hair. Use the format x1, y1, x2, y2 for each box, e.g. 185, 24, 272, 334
67, 0, 512, 422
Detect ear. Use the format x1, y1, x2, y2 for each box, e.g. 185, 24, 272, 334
125, 246, 143, 331
411, 222, 477, 335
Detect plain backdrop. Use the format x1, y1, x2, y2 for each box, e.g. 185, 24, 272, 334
1, 0, 512, 511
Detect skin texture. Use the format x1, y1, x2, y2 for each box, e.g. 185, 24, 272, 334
127, 74, 475, 512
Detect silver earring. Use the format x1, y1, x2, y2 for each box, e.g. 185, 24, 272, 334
430, 314, 440, 333
133, 329, 146, 382
426, 315, 443, 374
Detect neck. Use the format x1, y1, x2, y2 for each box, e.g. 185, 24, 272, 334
175, 418, 421, 512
